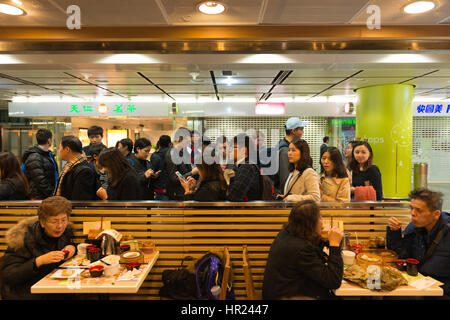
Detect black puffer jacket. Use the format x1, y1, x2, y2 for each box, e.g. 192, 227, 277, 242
22, 146, 59, 199
263, 228, 343, 300
129, 154, 154, 200
165, 147, 193, 200
149, 147, 170, 192
1, 217, 75, 300
106, 170, 142, 201
0, 177, 29, 200
58, 160, 96, 200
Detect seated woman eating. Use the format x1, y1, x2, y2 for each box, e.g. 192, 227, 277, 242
262, 200, 344, 300
1, 196, 76, 300
276, 139, 320, 202
319, 146, 351, 202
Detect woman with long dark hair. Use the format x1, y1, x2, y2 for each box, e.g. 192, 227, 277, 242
276, 139, 320, 202
0, 152, 30, 200
348, 141, 383, 201
320, 147, 350, 202
97, 148, 141, 200
263, 200, 344, 300
179, 148, 227, 201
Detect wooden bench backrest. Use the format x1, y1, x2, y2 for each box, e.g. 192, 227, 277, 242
0, 206, 412, 300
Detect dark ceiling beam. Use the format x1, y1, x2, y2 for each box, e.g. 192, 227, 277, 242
137, 72, 175, 101
309, 70, 364, 99
259, 70, 293, 102
0, 72, 80, 98
398, 70, 440, 84
209, 71, 220, 101
63, 72, 127, 98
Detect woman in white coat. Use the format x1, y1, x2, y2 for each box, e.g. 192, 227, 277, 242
276, 139, 320, 202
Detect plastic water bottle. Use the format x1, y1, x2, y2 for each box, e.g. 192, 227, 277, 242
210, 285, 221, 299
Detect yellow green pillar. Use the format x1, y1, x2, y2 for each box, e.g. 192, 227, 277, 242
355, 84, 414, 198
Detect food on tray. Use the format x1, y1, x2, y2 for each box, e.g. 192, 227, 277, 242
343, 264, 408, 291
123, 252, 140, 259
359, 254, 381, 263
81, 270, 91, 278
61, 269, 75, 277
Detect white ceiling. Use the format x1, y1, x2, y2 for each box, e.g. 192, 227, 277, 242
0, 1, 449, 103
1, 54, 450, 102
0, 0, 449, 26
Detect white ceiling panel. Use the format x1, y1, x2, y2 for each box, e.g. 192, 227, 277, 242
355, 69, 440, 78
262, 0, 370, 24
350, 0, 450, 25
162, 0, 264, 25
334, 77, 409, 89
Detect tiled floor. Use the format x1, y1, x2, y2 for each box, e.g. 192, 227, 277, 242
428, 183, 450, 212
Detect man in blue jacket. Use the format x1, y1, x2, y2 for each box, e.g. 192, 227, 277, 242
387, 188, 450, 298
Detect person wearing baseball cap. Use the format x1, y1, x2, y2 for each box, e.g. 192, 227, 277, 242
273, 117, 309, 191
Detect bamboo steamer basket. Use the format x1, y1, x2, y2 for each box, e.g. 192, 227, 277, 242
120, 250, 144, 264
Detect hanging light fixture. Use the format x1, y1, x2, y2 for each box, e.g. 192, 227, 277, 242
0, 1, 26, 15
403, 1, 436, 14
197, 1, 225, 15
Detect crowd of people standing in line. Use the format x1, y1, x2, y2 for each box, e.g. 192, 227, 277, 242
0, 118, 383, 203
1, 121, 449, 301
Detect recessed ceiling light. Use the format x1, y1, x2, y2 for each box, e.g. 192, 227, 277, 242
197, 1, 225, 15
0, 3, 26, 15
404, 1, 436, 14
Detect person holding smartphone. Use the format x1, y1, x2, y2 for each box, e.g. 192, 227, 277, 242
177, 149, 227, 202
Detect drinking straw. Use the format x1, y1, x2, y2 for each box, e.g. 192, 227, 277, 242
355, 231, 359, 244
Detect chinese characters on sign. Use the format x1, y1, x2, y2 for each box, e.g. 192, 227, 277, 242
69, 104, 137, 115
332, 119, 356, 125
416, 104, 450, 114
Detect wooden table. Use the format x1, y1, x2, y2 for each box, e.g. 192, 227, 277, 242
31, 251, 159, 294
335, 275, 444, 297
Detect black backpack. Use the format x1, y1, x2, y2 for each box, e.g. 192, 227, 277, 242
159, 256, 197, 300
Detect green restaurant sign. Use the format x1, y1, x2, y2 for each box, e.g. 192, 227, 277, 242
69, 103, 137, 114
332, 119, 356, 125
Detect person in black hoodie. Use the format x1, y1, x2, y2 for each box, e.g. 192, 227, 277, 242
22, 128, 58, 199
150, 135, 171, 200
1, 196, 76, 299
54, 135, 96, 200
129, 137, 158, 200
165, 127, 194, 200
97, 147, 141, 201
226, 134, 261, 201
88, 143, 108, 200
0, 152, 30, 200
263, 200, 344, 300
